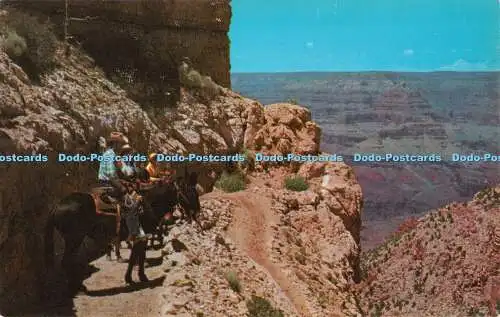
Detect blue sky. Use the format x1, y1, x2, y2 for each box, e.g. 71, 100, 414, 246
229, 0, 499, 73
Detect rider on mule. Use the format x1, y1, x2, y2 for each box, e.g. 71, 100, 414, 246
146, 153, 176, 223
146, 153, 163, 183
118, 143, 136, 181
96, 132, 127, 205
145, 153, 176, 186
94, 132, 147, 261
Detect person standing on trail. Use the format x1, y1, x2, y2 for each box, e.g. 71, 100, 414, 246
119, 144, 148, 239
123, 182, 149, 284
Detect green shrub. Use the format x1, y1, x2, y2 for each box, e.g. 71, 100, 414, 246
200, 75, 221, 95
294, 247, 307, 265
284, 175, 308, 191
1, 30, 27, 57
246, 295, 284, 317
242, 147, 251, 157
294, 252, 306, 265
239, 148, 256, 171
182, 68, 203, 87
287, 98, 298, 105
179, 64, 221, 99
215, 171, 246, 193
2, 10, 58, 80
225, 271, 241, 293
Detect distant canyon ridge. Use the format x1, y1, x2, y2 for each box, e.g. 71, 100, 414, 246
232, 71, 500, 249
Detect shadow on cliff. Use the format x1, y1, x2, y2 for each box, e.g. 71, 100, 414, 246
19, 252, 165, 315
19, 250, 104, 317
19, 266, 101, 317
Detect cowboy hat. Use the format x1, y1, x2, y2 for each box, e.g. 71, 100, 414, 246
108, 131, 126, 143
121, 144, 133, 152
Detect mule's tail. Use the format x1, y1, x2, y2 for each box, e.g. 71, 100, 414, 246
44, 210, 55, 268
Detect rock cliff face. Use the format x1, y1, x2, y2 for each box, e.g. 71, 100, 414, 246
4, 0, 231, 108
0, 46, 183, 314
0, 42, 364, 316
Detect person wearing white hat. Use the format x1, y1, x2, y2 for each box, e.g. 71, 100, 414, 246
118, 143, 135, 180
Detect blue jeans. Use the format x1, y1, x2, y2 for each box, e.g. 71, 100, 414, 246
123, 194, 141, 237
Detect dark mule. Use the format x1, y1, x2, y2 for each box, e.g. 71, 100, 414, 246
44, 192, 108, 293
44, 173, 201, 291
105, 173, 203, 255
103, 178, 181, 254
175, 172, 202, 227
141, 179, 179, 246
135, 173, 202, 248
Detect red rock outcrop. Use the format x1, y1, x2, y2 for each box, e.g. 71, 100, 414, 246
356, 186, 500, 317
245, 103, 321, 155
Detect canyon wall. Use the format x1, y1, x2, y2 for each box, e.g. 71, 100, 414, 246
0, 45, 182, 314
3, 0, 231, 108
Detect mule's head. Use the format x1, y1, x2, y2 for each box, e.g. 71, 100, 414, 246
175, 172, 201, 217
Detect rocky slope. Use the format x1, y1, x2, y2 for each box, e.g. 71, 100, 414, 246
356, 186, 500, 317
0, 35, 364, 317
5, 0, 231, 108
0, 43, 182, 314
158, 160, 363, 317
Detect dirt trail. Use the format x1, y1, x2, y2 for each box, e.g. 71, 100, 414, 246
34, 249, 165, 317
73, 247, 166, 317
202, 190, 312, 317
36, 180, 309, 317
22, 241, 166, 317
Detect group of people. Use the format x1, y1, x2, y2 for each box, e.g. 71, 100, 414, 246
94, 132, 175, 283
98, 132, 172, 187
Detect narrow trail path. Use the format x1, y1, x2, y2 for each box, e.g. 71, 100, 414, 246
73, 247, 166, 317
202, 190, 312, 317
41, 178, 311, 317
